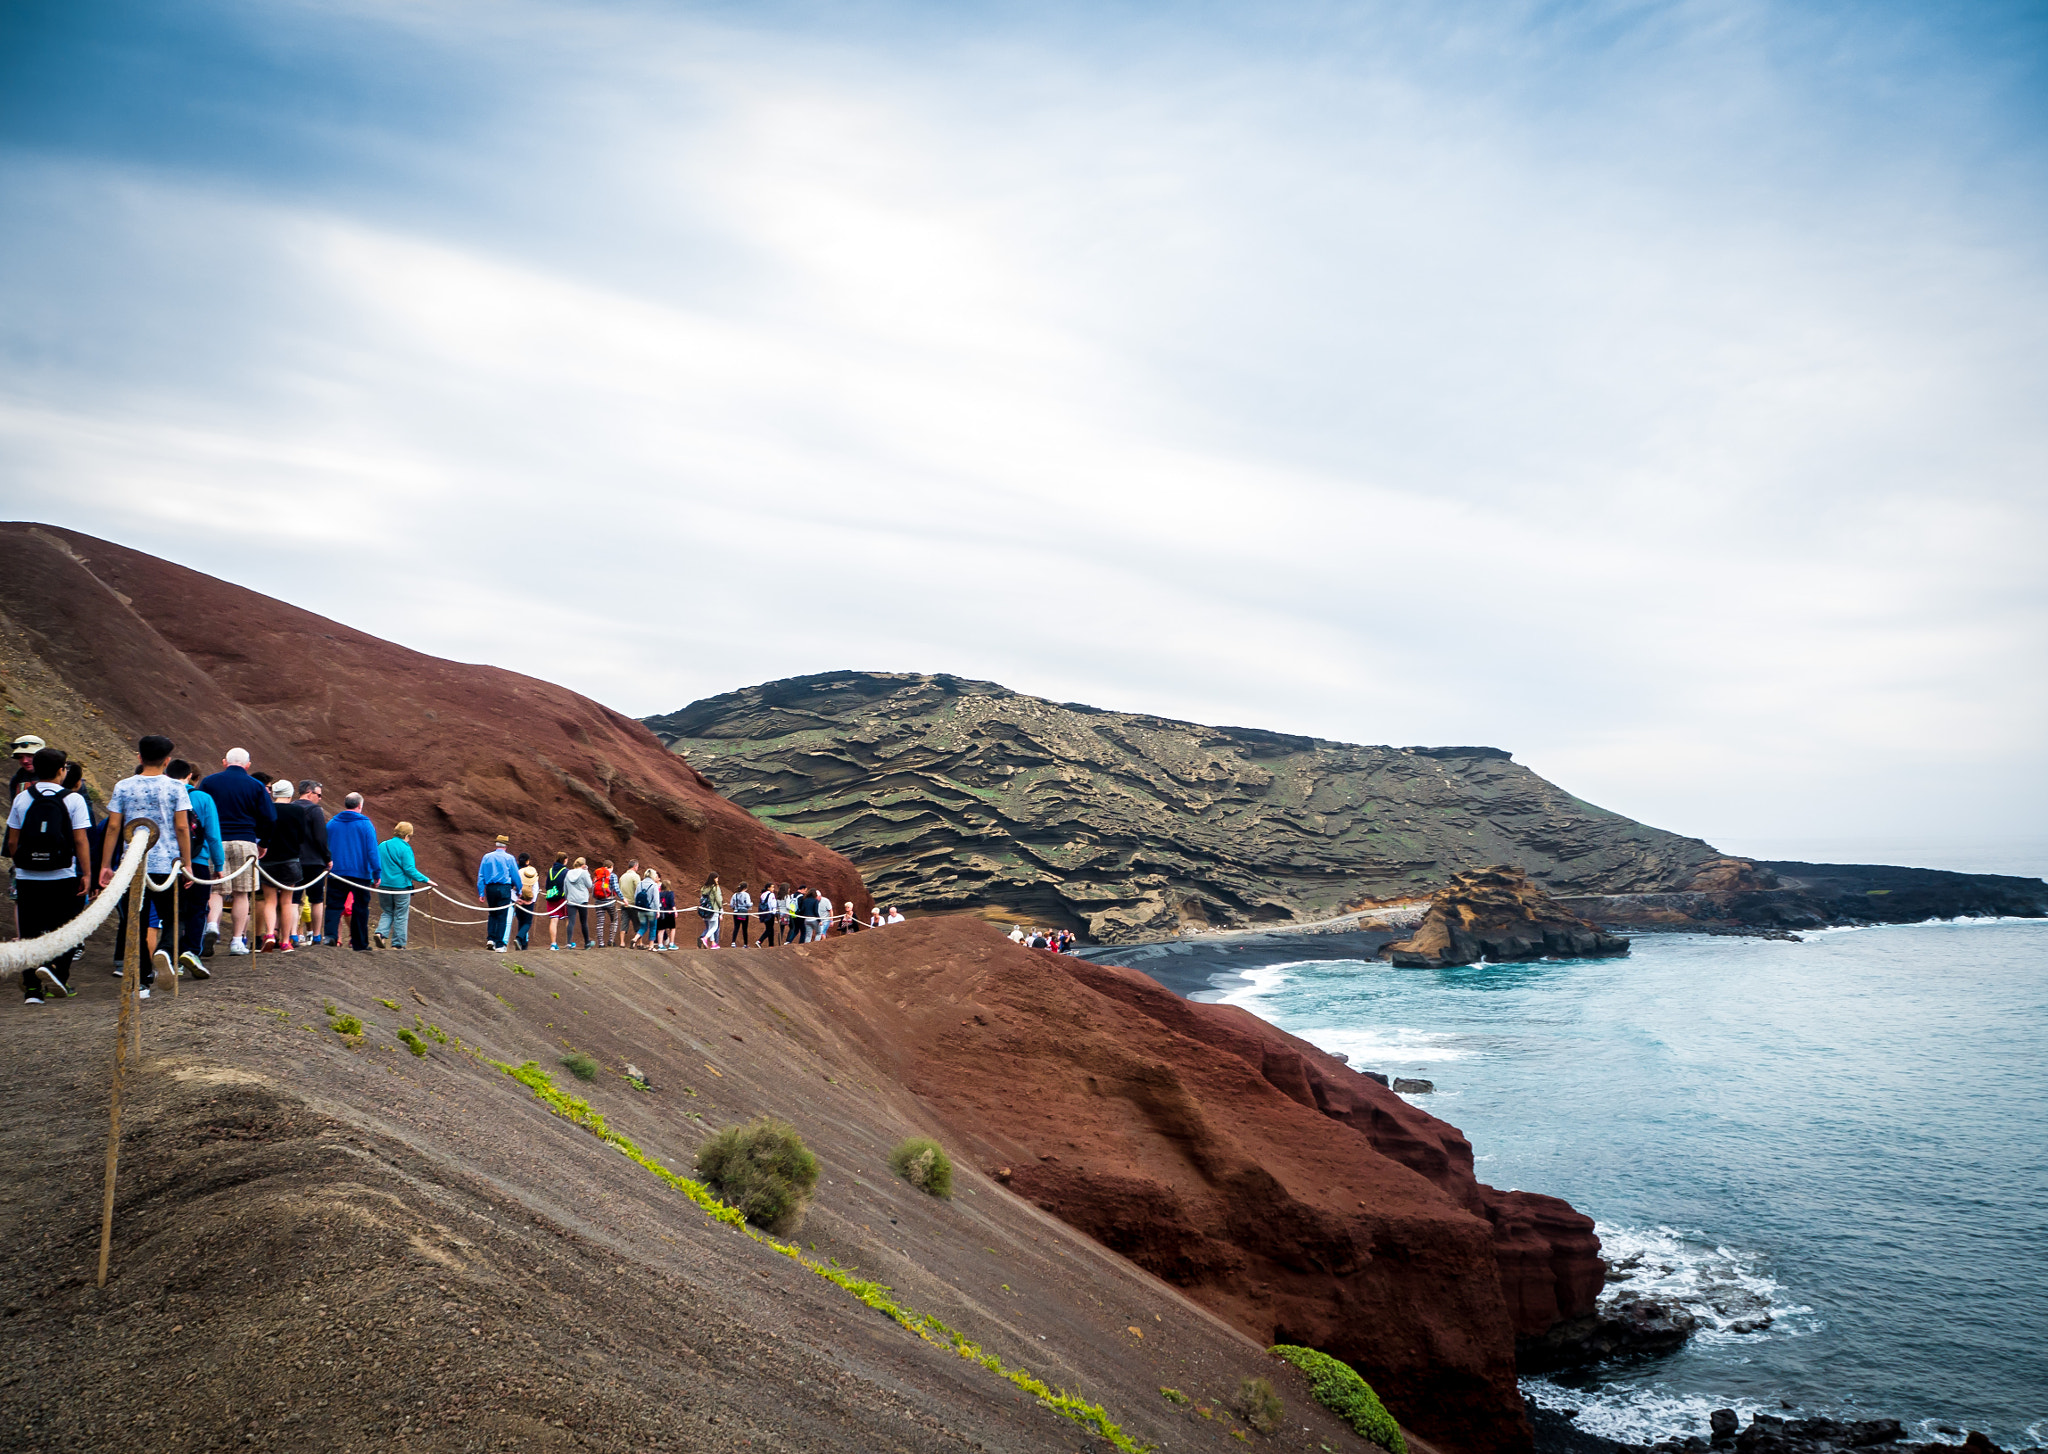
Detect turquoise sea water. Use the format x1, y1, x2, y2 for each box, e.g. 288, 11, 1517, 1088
1188, 921, 2048, 1447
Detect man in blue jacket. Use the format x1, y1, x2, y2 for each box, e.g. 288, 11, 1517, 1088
200, 748, 276, 956
475, 834, 521, 952
322, 792, 379, 951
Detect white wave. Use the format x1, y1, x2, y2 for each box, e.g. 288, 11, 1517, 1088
1210, 964, 1295, 1008
1298, 1022, 1474, 1066
1522, 1375, 1773, 1445
1596, 1223, 1815, 1341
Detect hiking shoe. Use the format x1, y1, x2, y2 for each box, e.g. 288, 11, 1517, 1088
36, 966, 69, 997
228, 937, 251, 956
202, 926, 219, 957
374, 931, 387, 948
137, 986, 151, 999
178, 951, 205, 978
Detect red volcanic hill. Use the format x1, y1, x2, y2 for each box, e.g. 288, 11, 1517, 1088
0, 523, 865, 910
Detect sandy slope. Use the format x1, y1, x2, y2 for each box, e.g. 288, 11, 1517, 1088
0, 918, 1391, 1454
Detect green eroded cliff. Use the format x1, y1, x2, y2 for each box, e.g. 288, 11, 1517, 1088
645, 671, 1730, 943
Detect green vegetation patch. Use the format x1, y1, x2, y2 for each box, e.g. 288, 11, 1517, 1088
1267, 1346, 1403, 1454
888, 1136, 954, 1198
1233, 1376, 1283, 1434
395, 1028, 429, 1058
695, 1118, 821, 1235
330, 1013, 364, 1037
487, 1059, 1150, 1453
561, 1051, 599, 1082
1160, 1387, 1190, 1405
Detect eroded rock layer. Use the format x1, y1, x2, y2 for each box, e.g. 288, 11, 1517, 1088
1382, 865, 1632, 967
647, 671, 1726, 942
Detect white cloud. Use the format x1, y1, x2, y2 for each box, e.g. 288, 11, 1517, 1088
1, 0, 2043, 848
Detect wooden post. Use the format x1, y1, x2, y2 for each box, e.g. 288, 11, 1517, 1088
99, 819, 157, 1289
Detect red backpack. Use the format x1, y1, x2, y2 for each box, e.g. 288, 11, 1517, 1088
593, 866, 613, 902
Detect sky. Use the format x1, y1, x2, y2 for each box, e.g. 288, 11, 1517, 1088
2, 0, 2044, 859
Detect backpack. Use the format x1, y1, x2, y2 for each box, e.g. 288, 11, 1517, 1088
593, 866, 613, 900
15, 786, 77, 872
544, 863, 566, 900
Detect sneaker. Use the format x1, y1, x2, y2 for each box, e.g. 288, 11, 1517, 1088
137, 986, 151, 999
202, 926, 219, 957
23, 996, 43, 1005
549, 945, 559, 952
229, 938, 251, 956
277, 939, 294, 954
492, 944, 507, 953
178, 951, 205, 978
374, 931, 387, 948
153, 949, 173, 982
36, 966, 69, 997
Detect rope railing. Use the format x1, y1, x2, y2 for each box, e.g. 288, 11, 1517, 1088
0, 818, 154, 980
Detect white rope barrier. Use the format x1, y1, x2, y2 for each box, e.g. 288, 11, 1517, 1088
0, 820, 154, 979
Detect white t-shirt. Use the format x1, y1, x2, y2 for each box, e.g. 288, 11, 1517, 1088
816, 895, 832, 923
8, 784, 91, 880
886, 909, 904, 924
106, 772, 190, 874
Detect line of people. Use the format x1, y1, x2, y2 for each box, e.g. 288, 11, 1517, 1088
472, 842, 902, 952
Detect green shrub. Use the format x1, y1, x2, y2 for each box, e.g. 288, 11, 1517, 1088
331, 1013, 364, 1037
694, 1118, 821, 1234
395, 1028, 428, 1058
561, 1051, 599, 1082
1233, 1376, 1283, 1434
1267, 1346, 1403, 1454
888, 1136, 954, 1198
1160, 1387, 1190, 1405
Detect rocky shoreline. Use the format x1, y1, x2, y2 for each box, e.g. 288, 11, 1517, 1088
1533, 1405, 2045, 1454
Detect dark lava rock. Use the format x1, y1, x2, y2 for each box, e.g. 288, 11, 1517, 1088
1518, 1298, 1701, 1372
1383, 866, 1633, 969
1393, 1077, 1436, 1093
1712, 1410, 1740, 1443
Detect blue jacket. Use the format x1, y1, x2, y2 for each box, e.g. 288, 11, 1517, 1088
326, 809, 378, 880
199, 766, 276, 844
185, 787, 225, 871
476, 847, 521, 893
378, 836, 429, 889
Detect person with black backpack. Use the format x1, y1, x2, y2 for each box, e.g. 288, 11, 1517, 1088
5, 746, 93, 1002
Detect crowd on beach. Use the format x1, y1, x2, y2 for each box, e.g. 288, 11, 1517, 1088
4, 730, 922, 1005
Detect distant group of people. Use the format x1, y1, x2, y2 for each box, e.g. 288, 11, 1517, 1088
5, 731, 417, 1003
1009, 924, 1079, 953
470, 841, 903, 953
9, 728, 958, 999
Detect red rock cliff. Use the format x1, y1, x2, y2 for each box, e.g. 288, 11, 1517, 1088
803, 918, 1603, 1454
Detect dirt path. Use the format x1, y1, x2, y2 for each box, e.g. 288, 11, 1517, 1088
0, 916, 1384, 1453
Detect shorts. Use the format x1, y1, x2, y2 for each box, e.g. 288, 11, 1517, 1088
266, 858, 303, 890
545, 899, 567, 920
299, 870, 327, 905
223, 841, 261, 894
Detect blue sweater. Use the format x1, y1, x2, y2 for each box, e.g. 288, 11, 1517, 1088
199, 766, 276, 844
378, 836, 429, 889
326, 809, 378, 880
185, 787, 225, 870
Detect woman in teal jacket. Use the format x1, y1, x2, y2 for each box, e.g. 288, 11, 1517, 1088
375, 821, 432, 948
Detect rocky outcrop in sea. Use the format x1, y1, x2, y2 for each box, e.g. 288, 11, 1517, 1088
1380, 865, 1631, 967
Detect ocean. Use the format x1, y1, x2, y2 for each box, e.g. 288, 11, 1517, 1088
1137, 919, 2048, 1447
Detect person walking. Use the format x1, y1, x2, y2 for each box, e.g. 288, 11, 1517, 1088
564, 856, 593, 948
6, 745, 92, 1002
616, 860, 641, 947
322, 793, 378, 951
258, 778, 308, 952
657, 880, 678, 949
514, 852, 538, 950
543, 853, 569, 949
289, 781, 329, 944
100, 735, 195, 996
591, 859, 618, 949
756, 883, 778, 948
697, 874, 721, 948
815, 889, 833, 941
200, 748, 276, 956
475, 835, 521, 951
729, 881, 753, 947
635, 871, 660, 947
376, 822, 430, 948
169, 760, 221, 975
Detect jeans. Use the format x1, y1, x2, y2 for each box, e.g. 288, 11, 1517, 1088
483, 883, 513, 947
16, 877, 87, 997
513, 901, 533, 949
324, 876, 374, 950
377, 890, 414, 947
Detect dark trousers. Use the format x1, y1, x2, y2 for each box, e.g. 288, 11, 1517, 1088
733, 916, 751, 947
512, 900, 533, 949
324, 876, 374, 950
568, 904, 590, 945
16, 877, 88, 997
483, 883, 513, 947
178, 876, 209, 958
111, 882, 177, 983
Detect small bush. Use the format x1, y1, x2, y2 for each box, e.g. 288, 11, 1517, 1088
695, 1117, 821, 1235
888, 1136, 954, 1198
396, 1028, 428, 1058
1160, 1387, 1190, 1405
1268, 1346, 1404, 1454
376, 997, 401, 1011
331, 1013, 364, 1037
1233, 1376, 1283, 1434
561, 1051, 599, 1082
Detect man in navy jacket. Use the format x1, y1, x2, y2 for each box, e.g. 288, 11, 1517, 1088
323, 792, 379, 951
200, 748, 277, 955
